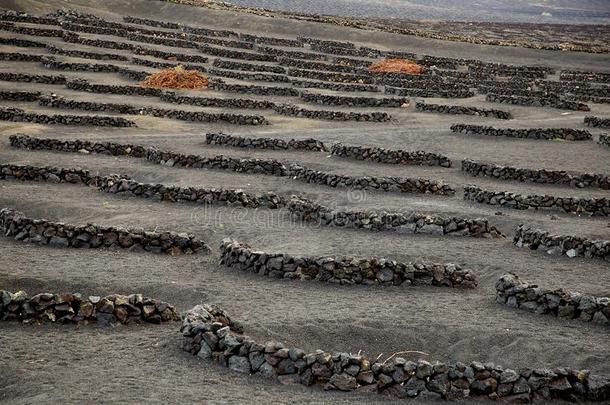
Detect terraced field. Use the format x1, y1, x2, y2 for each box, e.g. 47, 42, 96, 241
0, 0, 608, 403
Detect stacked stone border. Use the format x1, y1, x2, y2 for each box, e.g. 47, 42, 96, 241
0, 290, 180, 325
495, 274, 609, 326
451, 124, 592, 141
205, 133, 327, 152
299, 92, 408, 108
330, 143, 451, 168
486, 94, 590, 111
415, 102, 512, 120
219, 238, 478, 288
0, 208, 209, 254
461, 160, 610, 190
463, 185, 609, 217
273, 104, 391, 122
513, 226, 609, 261
585, 116, 610, 129
599, 134, 610, 148
181, 304, 610, 401
287, 198, 502, 238
0, 106, 135, 127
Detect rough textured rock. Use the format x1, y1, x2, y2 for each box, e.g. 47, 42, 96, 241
331, 143, 451, 167
451, 124, 592, 141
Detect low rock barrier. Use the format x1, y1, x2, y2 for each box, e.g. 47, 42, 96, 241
288, 197, 501, 238
513, 225, 609, 261
278, 58, 367, 75
205, 133, 327, 151
300, 92, 408, 108
0, 208, 209, 254
385, 86, 474, 99
0, 90, 41, 101
451, 124, 592, 141
415, 102, 512, 120
208, 67, 289, 83
0, 51, 44, 62
0, 37, 46, 47
10, 134, 147, 157
208, 81, 300, 97
560, 71, 610, 84
273, 104, 391, 122
287, 68, 374, 85
486, 93, 590, 111
198, 44, 276, 62
0, 72, 67, 84
220, 238, 477, 288
495, 273, 609, 326
461, 159, 610, 190
585, 116, 610, 129
330, 143, 451, 167
288, 164, 454, 196
600, 134, 610, 148
0, 106, 136, 127
212, 59, 286, 74
159, 92, 275, 110
288, 79, 379, 93
65, 79, 163, 97
46, 44, 130, 61
463, 185, 609, 216
41, 56, 121, 73
181, 304, 609, 401
0, 21, 62, 37
0, 290, 180, 325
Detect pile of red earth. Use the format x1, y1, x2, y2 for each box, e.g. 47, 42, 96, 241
140, 65, 209, 90
368, 58, 423, 74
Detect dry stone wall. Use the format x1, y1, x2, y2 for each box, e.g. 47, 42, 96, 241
208, 80, 300, 97
205, 133, 327, 151
181, 304, 610, 401
585, 116, 610, 129
0, 72, 66, 84
0, 208, 209, 254
330, 143, 451, 167
461, 160, 610, 190
0, 106, 135, 127
463, 185, 610, 216
288, 79, 379, 93
10, 134, 147, 157
299, 92, 408, 107
220, 239, 477, 288
486, 93, 590, 111
415, 102, 512, 120
451, 124, 592, 141
513, 226, 609, 261
495, 274, 609, 326
600, 134, 610, 148
212, 59, 286, 74
287, 197, 501, 238
0, 290, 180, 325
273, 104, 390, 122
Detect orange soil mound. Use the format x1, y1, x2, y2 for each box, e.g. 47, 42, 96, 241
140, 65, 209, 90
368, 58, 423, 74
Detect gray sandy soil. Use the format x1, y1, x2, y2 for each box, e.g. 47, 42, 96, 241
0, 0, 609, 403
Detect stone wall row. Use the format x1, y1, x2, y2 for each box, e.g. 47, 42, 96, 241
461, 159, 610, 190
495, 274, 608, 326
181, 304, 610, 401
486, 93, 590, 111
299, 92, 408, 108
288, 79, 379, 93
287, 197, 502, 238
463, 185, 609, 217
212, 59, 286, 74
385, 86, 474, 99
0, 106, 135, 127
513, 226, 609, 261
330, 143, 451, 167
272, 104, 391, 122
600, 134, 610, 148
220, 238, 477, 288
205, 133, 328, 151
415, 102, 512, 120
585, 116, 610, 129
451, 124, 592, 141
0, 207, 209, 254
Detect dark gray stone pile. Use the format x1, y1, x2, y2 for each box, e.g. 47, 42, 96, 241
461, 159, 610, 189
0, 37, 46, 47
273, 104, 391, 122
288, 79, 379, 93
451, 124, 592, 141
330, 143, 451, 167
287, 197, 501, 238
0, 208, 209, 254
220, 239, 478, 288
208, 80, 300, 97
495, 273, 609, 326
65, 79, 163, 97
160, 93, 275, 110
205, 133, 327, 151
198, 44, 276, 62
287, 68, 374, 84
0, 72, 66, 84
513, 226, 609, 261
463, 185, 609, 216
278, 58, 367, 75
300, 92, 408, 107
385, 86, 474, 98
486, 93, 590, 111
585, 116, 610, 129
0, 90, 41, 101
288, 164, 454, 196
10, 134, 147, 157
0, 51, 44, 62
62, 31, 136, 51
560, 71, 610, 84
181, 304, 610, 401
46, 44, 129, 61
0, 21, 62, 36
600, 134, 610, 148
208, 67, 289, 83
415, 102, 512, 119
213, 59, 286, 74
41, 56, 121, 73
0, 106, 136, 127
132, 45, 208, 63
238, 33, 302, 47
0, 290, 180, 325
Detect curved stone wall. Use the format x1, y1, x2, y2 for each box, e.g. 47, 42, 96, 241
600, 134, 610, 148
205, 133, 327, 151
385, 86, 474, 99
220, 239, 477, 288
0, 208, 209, 254
273, 104, 390, 122
330, 143, 451, 167
0, 106, 136, 127
287, 68, 374, 84
213, 59, 286, 74
451, 124, 592, 141
208, 81, 300, 97
495, 274, 609, 325
287, 197, 501, 238
10, 134, 147, 157
486, 93, 590, 111
415, 102, 512, 119
288, 79, 379, 93
461, 159, 610, 190
46, 44, 130, 61
159, 93, 275, 110
181, 304, 610, 401
513, 226, 609, 261
0, 72, 66, 84
288, 164, 454, 195
0, 90, 41, 101
299, 92, 408, 107
585, 116, 610, 129
463, 185, 609, 216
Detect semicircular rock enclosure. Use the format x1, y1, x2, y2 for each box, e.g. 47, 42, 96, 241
0, 1, 609, 403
